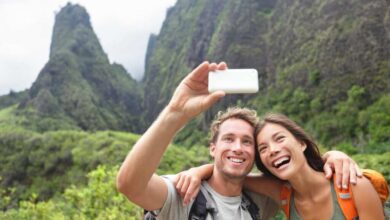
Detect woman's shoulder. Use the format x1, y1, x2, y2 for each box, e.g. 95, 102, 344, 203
351, 176, 385, 219
351, 175, 378, 195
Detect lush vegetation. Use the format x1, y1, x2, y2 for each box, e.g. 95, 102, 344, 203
0, 106, 388, 218
0, 165, 143, 219
0, 114, 210, 211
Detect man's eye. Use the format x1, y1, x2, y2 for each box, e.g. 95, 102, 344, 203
243, 139, 253, 145
223, 137, 233, 142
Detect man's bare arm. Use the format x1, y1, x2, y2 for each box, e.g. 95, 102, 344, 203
116, 108, 188, 210
116, 61, 226, 210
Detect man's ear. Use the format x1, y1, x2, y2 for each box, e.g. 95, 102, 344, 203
210, 143, 216, 158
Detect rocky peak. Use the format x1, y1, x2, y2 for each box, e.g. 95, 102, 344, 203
49, 3, 107, 62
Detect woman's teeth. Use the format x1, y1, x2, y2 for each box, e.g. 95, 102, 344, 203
273, 156, 290, 168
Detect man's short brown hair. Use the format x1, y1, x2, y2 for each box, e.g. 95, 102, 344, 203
209, 107, 259, 144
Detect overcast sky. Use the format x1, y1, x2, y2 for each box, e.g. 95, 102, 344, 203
0, 0, 177, 96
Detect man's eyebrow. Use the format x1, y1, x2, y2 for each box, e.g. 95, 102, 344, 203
221, 133, 254, 139
221, 133, 234, 137
243, 134, 254, 140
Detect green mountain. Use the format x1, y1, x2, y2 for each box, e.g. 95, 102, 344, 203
16, 3, 143, 132
142, 0, 390, 147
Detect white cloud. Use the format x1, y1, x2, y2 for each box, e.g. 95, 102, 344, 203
0, 0, 176, 96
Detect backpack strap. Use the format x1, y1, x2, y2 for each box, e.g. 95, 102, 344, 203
143, 187, 218, 220
188, 187, 218, 220
189, 188, 260, 220
241, 191, 260, 220
280, 183, 292, 220
143, 210, 157, 220
332, 175, 358, 220
362, 169, 390, 205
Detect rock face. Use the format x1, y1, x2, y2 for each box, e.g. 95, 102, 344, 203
142, 0, 390, 127
20, 3, 143, 131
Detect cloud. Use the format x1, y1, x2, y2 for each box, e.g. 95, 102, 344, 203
0, 0, 176, 95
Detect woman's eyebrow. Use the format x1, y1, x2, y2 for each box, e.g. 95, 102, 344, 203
271, 131, 283, 139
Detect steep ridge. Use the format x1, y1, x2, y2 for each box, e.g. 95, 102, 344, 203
142, 0, 390, 145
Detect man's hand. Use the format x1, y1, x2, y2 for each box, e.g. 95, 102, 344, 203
117, 62, 226, 210
167, 61, 227, 123
323, 150, 363, 189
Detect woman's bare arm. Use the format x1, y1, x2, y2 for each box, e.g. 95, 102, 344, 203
352, 176, 384, 220
244, 173, 284, 204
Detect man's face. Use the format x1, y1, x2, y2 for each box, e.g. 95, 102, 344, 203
210, 118, 255, 180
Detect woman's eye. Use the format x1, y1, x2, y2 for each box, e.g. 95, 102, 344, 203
258, 146, 267, 153
276, 136, 285, 142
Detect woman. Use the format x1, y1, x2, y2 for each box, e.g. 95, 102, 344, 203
176, 113, 384, 219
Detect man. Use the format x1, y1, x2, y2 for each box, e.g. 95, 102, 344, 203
117, 61, 361, 219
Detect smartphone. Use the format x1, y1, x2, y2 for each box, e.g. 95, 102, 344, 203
208, 69, 259, 93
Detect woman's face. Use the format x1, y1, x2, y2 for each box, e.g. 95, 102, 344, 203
256, 123, 307, 180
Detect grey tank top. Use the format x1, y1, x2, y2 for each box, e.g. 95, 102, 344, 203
290, 181, 346, 220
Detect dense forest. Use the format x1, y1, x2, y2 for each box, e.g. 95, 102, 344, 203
1, 0, 389, 219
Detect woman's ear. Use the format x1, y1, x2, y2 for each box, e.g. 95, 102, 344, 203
300, 141, 307, 152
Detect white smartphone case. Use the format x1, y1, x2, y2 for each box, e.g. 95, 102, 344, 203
208, 69, 259, 93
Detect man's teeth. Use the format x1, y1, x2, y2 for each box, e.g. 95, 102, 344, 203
273, 156, 290, 168
228, 157, 244, 163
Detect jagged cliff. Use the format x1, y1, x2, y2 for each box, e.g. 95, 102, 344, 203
18, 3, 143, 132
142, 0, 390, 145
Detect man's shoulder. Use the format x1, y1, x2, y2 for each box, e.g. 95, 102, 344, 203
153, 175, 191, 219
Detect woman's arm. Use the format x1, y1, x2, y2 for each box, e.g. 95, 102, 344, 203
244, 173, 284, 204
175, 164, 285, 205
174, 164, 213, 205
352, 176, 384, 220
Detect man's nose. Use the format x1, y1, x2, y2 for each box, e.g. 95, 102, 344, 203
232, 139, 244, 153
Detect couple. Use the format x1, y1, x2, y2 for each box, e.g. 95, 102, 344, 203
116, 62, 383, 219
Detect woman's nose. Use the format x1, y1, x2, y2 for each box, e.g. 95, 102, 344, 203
269, 142, 280, 156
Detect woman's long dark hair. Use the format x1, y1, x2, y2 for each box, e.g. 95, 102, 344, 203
254, 113, 325, 177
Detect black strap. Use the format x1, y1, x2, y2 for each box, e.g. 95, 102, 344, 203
145, 189, 259, 220
143, 209, 157, 220
189, 188, 217, 220
242, 191, 260, 220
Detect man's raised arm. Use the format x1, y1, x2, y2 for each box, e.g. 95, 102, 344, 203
116, 61, 226, 211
